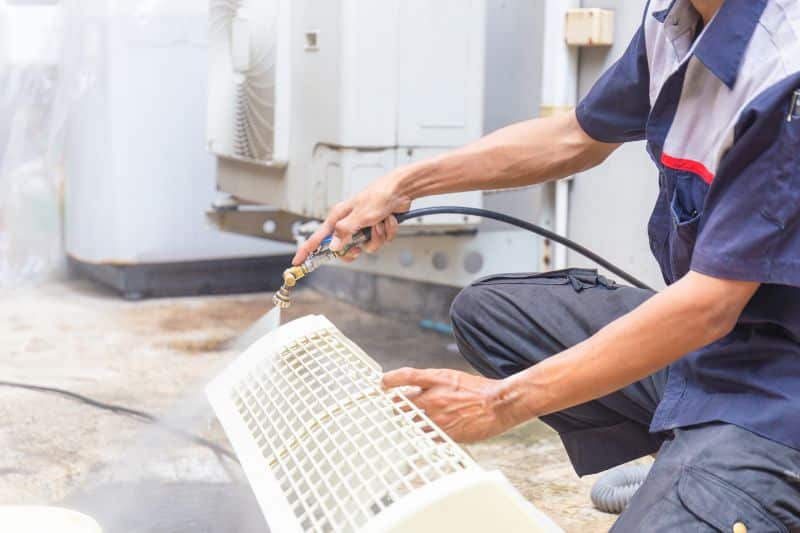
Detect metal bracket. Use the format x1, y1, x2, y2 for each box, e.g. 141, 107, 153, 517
206, 200, 316, 244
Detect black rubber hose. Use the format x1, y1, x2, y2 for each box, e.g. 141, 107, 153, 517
393, 206, 654, 291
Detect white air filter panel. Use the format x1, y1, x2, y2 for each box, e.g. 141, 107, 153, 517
207, 315, 562, 533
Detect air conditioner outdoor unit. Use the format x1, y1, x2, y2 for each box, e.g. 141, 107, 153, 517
206, 0, 488, 243
63, 0, 295, 299
207, 315, 562, 533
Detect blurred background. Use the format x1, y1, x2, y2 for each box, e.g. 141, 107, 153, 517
0, 1, 657, 532
0, 0, 661, 297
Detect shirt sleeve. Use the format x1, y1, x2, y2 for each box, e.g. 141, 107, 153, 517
575, 25, 651, 143
691, 75, 800, 287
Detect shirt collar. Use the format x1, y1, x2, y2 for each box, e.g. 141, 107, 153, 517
652, 0, 680, 23
652, 0, 768, 89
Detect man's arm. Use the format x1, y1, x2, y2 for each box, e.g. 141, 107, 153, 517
293, 111, 619, 264
391, 110, 618, 199
382, 272, 759, 443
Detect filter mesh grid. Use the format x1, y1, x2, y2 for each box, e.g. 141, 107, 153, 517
228, 321, 476, 533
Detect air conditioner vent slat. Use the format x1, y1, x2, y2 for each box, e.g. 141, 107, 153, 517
208, 0, 280, 164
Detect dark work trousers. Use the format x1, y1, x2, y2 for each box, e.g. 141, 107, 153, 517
450, 268, 800, 532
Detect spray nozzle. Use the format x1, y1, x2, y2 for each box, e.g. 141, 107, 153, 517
272, 266, 305, 308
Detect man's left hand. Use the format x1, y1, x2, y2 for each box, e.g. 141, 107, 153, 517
381, 367, 513, 443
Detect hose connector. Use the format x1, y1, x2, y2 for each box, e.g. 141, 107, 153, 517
273, 266, 306, 308
272, 229, 371, 308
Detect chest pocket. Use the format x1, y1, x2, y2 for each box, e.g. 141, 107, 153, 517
668, 172, 708, 279
649, 170, 710, 283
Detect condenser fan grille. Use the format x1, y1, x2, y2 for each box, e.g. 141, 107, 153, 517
209, 0, 280, 163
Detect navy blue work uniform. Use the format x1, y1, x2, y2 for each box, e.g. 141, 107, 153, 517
450, 0, 800, 530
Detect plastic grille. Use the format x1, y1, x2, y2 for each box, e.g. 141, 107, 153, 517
212, 316, 477, 533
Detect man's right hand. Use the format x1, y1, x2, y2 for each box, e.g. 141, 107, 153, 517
292, 171, 412, 265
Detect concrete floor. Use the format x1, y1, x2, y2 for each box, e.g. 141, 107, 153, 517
0, 279, 630, 532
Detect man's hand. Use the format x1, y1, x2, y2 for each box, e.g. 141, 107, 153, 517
292, 171, 412, 265
382, 367, 515, 443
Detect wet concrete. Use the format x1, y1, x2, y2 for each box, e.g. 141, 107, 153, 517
66, 482, 266, 533
0, 279, 624, 532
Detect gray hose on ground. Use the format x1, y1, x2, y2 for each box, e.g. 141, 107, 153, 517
590, 464, 652, 514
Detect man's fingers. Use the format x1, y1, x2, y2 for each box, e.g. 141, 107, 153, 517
292, 222, 332, 265
385, 215, 399, 242
330, 215, 362, 252
364, 222, 386, 253
383, 367, 422, 389
411, 391, 441, 413
292, 203, 353, 264
339, 246, 362, 263
382, 367, 451, 390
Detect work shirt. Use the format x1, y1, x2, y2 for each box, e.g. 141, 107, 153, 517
576, 0, 800, 450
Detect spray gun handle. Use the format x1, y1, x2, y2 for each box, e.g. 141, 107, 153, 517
313, 211, 414, 252
319, 227, 372, 255
349, 227, 372, 247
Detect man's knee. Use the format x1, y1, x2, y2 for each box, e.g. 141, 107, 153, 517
449, 284, 501, 377
450, 284, 483, 333
450, 283, 503, 346
450, 278, 583, 378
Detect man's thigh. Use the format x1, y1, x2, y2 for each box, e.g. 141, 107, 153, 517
450, 268, 665, 475
613, 423, 800, 532
450, 269, 651, 376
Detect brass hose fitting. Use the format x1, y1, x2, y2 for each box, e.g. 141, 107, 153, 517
273, 229, 371, 309
273, 266, 306, 308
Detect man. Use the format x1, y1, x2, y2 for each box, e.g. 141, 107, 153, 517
294, 0, 800, 529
